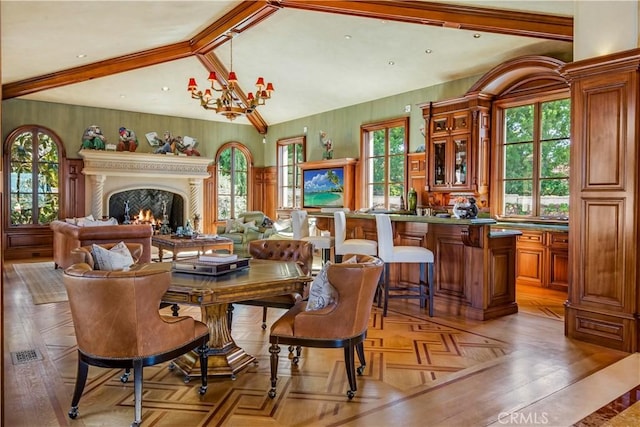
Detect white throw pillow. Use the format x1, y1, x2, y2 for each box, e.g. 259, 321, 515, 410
225, 218, 245, 233
273, 218, 292, 232
305, 262, 337, 311
82, 217, 118, 227
241, 220, 258, 232
91, 242, 134, 271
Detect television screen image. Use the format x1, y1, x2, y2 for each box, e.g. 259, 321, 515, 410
303, 168, 344, 208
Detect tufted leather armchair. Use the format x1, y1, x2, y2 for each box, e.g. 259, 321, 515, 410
62, 262, 210, 427
230, 239, 313, 329
268, 254, 383, 400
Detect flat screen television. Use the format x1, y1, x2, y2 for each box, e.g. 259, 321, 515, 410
303, 167, 344, 208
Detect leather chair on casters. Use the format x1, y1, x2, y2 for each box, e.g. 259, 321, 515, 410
334, 210, 377, 262
291, 209, 335, 264
374, 214, 435, 317
268, 254, 383, 400
63, 263, 210, 427
232, 239, 314, 329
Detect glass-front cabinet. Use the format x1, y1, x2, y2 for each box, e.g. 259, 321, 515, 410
421, 97, 490, 195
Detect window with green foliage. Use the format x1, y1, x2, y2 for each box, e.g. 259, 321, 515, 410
499, 97, 570, 220
216, 142, 251, 220
277, 136, 305, 208
361, 118, 408, 210
6, 126, 61, 226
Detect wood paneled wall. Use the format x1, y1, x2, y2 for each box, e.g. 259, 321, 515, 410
563, 48, 640, 352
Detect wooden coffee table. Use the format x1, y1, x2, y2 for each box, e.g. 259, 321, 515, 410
152, 234, 234, 262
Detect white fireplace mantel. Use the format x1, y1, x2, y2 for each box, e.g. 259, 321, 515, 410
79, 149, 212, 220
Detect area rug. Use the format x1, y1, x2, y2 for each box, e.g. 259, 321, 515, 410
573, 385, 640, 426
13, 262, 67, 305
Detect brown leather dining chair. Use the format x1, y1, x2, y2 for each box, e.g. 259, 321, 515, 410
63, 262, 210, 427
268, 254, 383, 400
231, 239, 314, 329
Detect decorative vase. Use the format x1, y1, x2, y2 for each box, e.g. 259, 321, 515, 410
407, 188, 417, 214
453, 201, 470, 219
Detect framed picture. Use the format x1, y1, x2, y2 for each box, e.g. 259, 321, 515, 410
302, 167, 344, 208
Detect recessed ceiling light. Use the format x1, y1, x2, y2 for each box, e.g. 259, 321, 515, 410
120, 94, 126, 99
425, 49, 433, 54
76, 54, 86, 58
161, 86, 170, 92
344, 35, 352, 40
473, 33, 481, 38
388, 60, 395, 66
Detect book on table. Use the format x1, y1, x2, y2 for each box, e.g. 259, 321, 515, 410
198, 253, 238, 263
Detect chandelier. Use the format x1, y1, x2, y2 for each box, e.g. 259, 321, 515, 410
187, 34, 274, 121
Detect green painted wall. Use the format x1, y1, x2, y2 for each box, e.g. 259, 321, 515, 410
1, 74, 480, 167
265, 74, 481, 166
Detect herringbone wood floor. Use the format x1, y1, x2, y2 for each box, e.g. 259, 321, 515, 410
2, 258, 629, 426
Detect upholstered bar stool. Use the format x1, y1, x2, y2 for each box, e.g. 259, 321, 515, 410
334, 210, 377, 262
374, 214, 435, 317
291, 210, 335, 264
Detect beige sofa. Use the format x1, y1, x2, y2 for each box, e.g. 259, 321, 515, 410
50, 220, 153, 269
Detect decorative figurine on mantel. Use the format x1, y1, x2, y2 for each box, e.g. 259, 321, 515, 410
117, 127, 138, 152
320, 131, 333, 160
174, 135, 201, 156
152, 130, 176, 154
81, 125, 107, 150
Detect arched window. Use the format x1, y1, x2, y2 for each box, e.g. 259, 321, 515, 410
4, 125, 65, 227
215, 142, 252, 220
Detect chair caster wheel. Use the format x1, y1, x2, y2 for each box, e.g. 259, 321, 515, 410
268, 389, 276, 399
68, 407, 78, 419
357, 365, 365, 375
292, 356, 299, 365
261, 323, 267, 330
131, 421, 141, 427
120, 372, 130, 383
347, 390, 355, 400
168, 362, 175, 371
199, 385, 207, 395
183, 376, 191, 384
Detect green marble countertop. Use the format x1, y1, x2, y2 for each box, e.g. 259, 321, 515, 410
493, 221, 569, 233
311, 211, 497, 225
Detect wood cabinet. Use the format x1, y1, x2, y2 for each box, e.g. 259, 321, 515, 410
407, 152, 426, 207
420, 95, 491, 206
515, 229, 568, 291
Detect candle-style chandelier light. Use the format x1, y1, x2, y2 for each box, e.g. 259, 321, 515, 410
187, 33, 274, 121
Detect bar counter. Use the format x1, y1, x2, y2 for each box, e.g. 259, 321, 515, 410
312, 212, 521, 320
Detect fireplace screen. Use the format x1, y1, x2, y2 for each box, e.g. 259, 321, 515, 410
109, 189, 184, 231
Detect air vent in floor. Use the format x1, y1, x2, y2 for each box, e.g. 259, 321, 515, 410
11, 349, 43, 365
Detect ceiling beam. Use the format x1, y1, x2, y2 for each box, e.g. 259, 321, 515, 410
1, 42, 193, 99
274, 0, 573, 41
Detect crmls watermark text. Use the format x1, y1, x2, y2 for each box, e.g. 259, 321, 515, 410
498, 411, 549, 425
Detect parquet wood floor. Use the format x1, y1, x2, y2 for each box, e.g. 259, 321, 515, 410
2, 259, 630, 426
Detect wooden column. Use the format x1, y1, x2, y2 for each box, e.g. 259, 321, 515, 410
563, 48, 640, 352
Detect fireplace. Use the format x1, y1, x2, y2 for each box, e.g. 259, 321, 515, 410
109, 189, 184, 231
79, 150, 211, 229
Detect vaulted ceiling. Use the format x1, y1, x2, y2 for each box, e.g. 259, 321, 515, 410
1, 1, 574, 134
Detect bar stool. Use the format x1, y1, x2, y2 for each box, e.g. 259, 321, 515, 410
334, 210, 377, 262
291, 210, 334, 264
374, 214, 435, 317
